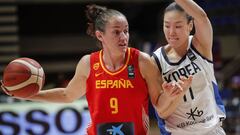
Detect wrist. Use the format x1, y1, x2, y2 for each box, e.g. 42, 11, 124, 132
160, 92, 173, 103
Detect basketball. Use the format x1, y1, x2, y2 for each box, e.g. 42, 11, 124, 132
2, 57, 45, 98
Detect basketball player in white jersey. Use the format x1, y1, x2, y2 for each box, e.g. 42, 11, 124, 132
152, 0, 226, 135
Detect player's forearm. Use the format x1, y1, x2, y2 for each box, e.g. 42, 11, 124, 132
159, 95, 183, 119
154, 92, 173, 118
155, 91, 185, 119
26, 88, 74, 103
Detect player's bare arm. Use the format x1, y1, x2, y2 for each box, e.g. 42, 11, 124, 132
25, 55, 90, 103
138, 52, 170, 112
175, 0, 213, 60
159, 76, 193, 119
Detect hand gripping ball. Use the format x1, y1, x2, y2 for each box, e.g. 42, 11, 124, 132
2, 58, 45, 98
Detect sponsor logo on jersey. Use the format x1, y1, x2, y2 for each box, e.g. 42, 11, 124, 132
177, 114, 214, 128
176, 107, 215, 128
162, 69, 171, 75
187, 49, 197, 61
186, 107, 203, 120
96, 79, 134, 89
97, 122, 134, 135
106, 124, 124, 135
95, 72, 104, 77
93, 62, 100, 70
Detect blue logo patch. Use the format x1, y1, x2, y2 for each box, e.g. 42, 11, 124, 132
97, 122, 134, 135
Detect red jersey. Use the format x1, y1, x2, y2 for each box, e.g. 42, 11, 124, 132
86, 48, 149, 135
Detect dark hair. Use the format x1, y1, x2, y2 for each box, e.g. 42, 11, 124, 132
164, 2, 193, 23
85, 4, 126, 38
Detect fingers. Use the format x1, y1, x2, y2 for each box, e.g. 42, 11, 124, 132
174, 81, 183, 91
0, 80, 3, 85
162, 81, 183, 96
162, 81, 173, 90
162, 75, 193, 96
0, 80, 13, 96
180, 75, 193, 83
179, 75, 193, 90
169, 82, 183, 96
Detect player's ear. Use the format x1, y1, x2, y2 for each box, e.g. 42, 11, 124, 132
188, 20, 194, 32
95, 30, 103, 41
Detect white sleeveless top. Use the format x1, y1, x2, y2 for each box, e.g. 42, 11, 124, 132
153, 36, 226, 135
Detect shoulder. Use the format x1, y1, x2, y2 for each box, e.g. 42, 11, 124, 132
153, 46, 162, 54
129, 48, 150, 64
138, 52, 158, 78
152, 46, 164, 62
76, 54, 90, 78
139, 51, 151, 64
78, 55, 90, 67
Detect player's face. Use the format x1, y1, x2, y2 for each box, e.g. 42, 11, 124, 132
100, 16, 129, 55
163, 10, 192, 48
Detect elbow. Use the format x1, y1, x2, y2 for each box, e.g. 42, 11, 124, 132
64, 98, 75, 103
61, 91, 75, 103
195, 10, 208, 22
63, 95, 75, 103
200, 12, 208, 20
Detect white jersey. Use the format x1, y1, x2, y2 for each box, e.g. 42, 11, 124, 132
153, 36, 226, 135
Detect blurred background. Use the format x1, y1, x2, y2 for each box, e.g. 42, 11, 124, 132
0, 0, 240, 134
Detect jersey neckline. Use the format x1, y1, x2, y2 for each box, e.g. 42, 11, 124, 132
161, 46, 188, 66
99, 48, 131, 75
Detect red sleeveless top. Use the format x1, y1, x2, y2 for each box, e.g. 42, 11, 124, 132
86, 48, 149, 135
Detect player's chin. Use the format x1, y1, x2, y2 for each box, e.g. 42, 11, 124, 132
118, 45, 128, 52
168, 41, 178, 47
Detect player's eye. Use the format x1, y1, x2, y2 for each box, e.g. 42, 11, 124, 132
176, 26, 182, 28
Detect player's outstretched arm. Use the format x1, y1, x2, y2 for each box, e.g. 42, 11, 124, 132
26, 55, 90, 103
22, 55, 89, 103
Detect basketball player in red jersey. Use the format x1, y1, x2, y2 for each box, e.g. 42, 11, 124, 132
1, 4, 192, 135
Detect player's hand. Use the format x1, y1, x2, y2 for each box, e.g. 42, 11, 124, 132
178, 75, 193, 93
162, 75, 193, 101
0, 80, 13, 96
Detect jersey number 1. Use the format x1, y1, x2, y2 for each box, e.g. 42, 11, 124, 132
183, 87, 194, 102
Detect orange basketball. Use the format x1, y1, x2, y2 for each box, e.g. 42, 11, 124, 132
2, 57, 45, 98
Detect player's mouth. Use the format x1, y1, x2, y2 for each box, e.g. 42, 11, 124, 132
168, 37, 179, 42
119, 43, 127, 47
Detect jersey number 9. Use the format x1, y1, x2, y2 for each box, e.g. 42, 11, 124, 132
110, 97, 118, 114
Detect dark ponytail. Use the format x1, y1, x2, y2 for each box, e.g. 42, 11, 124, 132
85, 4, 126, 38
85, 4, 107, 37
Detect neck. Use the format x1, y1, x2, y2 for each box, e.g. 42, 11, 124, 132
169, 40, 189, 57
175, 44, 188, 57
102, 49, 126, 72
